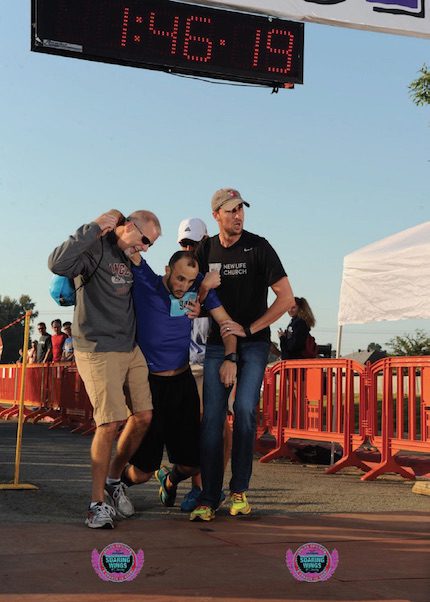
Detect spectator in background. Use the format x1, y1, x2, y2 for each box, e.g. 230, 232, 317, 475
27, 340, 38, 364
177, 217, 231, 513
51, 319, 68, 363
36, 322, 52, 363
61, 321, 74, 362
177, 218, 210, 367
278, 297, 316, 360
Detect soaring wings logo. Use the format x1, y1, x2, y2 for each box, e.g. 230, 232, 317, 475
91, 542, 144, 582
286, 542, 339, 582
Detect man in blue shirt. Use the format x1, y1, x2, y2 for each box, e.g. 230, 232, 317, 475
122, 250, 237, 508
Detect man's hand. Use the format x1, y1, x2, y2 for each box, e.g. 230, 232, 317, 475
127, 249, 142, 265
219, 360, 237, 388
198, 270, 221, 303
186, 299, 201, 320
220, 320, 246, 338
94, 210, 123, 237
202, 270, 221, 290
277, 328, 286, 338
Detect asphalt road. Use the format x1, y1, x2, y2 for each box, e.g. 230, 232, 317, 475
1, 421, 427, 524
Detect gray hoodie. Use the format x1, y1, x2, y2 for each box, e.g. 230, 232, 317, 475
48, 223, 136, 352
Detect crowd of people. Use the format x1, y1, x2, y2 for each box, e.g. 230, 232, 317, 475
17, 319, 74, 364
47, 188, 308, 529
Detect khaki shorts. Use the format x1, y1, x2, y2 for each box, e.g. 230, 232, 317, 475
75, 346, 152, 426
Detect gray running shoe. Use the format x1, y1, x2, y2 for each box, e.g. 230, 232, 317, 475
85, 501, 115, 529
105, 481, 135, 518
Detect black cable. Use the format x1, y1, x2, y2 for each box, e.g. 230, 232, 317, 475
75, 238, 104, 293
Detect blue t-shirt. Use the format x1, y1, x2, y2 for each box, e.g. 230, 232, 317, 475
132, 260, 221, 372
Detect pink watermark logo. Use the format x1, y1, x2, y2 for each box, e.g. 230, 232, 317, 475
91, 542, 144, 582
286, 542, 338, 582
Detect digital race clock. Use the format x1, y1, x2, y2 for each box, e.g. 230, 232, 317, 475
31, 0, 304, 88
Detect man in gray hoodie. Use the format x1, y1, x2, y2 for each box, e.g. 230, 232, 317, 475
48, 209, 160, 528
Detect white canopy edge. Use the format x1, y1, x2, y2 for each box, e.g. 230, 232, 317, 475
338, 221, 430, 326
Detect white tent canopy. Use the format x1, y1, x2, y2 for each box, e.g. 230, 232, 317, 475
338, 221, 430, 327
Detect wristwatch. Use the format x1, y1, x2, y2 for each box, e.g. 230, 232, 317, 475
224, 353, 238, 363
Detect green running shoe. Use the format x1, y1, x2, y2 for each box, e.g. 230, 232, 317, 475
155, 466, 177, 507
229, 492, 251, 516
189, 505, 216, 522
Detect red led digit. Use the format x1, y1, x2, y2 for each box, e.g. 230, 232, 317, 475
266, 29, 294, 74
149, 11, 179, 55
252, 29, 261, 68
120, 7, 130, 48
183, 16, 213, 63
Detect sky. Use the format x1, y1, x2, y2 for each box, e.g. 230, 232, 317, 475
1, 3, 429, 355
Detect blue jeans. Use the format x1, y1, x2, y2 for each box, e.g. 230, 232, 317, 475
200, 341, 269, 509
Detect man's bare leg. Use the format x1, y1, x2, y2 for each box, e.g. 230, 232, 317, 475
91, 421, 120, 502
109, 410, 152, 479
125, 464, 153, 485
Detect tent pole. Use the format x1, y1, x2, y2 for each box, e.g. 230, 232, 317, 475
336, 325, 343, 358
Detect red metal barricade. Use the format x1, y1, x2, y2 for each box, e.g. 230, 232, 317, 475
358, 357, 430, 480
2, 356, 430, 480
259, 359, 371, 473
258, 357, 430, 480
48, 365, 94, 434
0, 363, 94, 433
0, 366, 19, 418
0, 364, 46, 419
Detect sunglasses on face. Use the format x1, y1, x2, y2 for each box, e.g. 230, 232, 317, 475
179, 239, 198, 248
131, 221, 153, 247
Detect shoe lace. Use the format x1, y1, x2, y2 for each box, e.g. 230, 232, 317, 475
231, 492, 245, 503
94, 502, 115, 519
112, 482, 127, 502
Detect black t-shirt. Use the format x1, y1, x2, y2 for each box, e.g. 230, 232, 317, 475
196, 230, 287, 344
36, 333, 52, 362
280, 316, 309, 360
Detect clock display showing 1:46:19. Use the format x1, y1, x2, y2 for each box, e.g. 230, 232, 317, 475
119, 0, 304, 84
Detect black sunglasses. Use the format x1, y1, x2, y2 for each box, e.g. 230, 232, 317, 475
131, 220, 153, 247
179, 238, 198, 248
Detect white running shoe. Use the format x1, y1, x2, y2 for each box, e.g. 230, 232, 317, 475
85, 501, 115, 529
105, 481, 135, 518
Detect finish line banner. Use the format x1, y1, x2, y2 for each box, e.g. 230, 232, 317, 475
185, 1, 429, 38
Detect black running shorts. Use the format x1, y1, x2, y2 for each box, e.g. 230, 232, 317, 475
130, 367, 200, 473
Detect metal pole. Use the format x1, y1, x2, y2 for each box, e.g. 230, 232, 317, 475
14, 311, 31, 484
0, 310, 38, 490
336, 325, 343, 359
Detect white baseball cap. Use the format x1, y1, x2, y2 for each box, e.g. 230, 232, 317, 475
177, 218, 208, 243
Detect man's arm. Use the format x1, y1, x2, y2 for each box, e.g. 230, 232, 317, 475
219, 276, 295, 338
210, 305, 237, 387
43, 337, 52, 363
198, 270, 221, 303
48, 211, 121, 277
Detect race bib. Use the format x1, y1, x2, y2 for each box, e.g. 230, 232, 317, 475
169, 291, 197, 317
